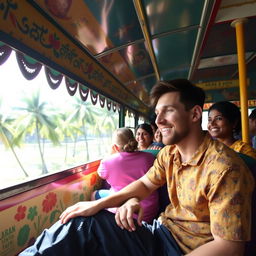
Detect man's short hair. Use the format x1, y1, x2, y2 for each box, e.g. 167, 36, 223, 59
249, 108, 256, 120
150, 79, 205, 110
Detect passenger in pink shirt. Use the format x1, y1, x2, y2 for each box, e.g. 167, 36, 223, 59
92, 127, 159, 222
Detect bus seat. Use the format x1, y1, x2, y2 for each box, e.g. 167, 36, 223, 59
142, 149, 160, 157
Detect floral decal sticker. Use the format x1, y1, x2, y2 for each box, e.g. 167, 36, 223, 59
15, 205, 27, 221
27, 206, 38, 221
42, 192, 57, 213
17, 224, 30, 247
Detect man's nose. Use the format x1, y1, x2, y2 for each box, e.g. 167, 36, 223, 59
156, 114, 163, 125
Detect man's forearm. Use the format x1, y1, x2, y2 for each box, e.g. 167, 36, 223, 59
186, 237, 244, 256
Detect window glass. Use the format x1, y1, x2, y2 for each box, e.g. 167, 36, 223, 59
0, 51, 118, 188
125, 110, 135, 129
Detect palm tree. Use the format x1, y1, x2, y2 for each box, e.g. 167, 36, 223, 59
69, 98, 98, 161
55, 112, 82, 163
14, 91, 60, 175
93, 107, 118, 156
0, 101, 29, 177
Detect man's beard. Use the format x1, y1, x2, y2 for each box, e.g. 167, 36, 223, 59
162, 128, 189, 145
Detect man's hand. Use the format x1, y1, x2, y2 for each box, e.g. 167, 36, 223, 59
115, 198, 144, 232
59, 200, 101, 224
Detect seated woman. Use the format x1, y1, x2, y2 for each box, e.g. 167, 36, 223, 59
92, 127, 159, 223
208, 101, 256, 159
148, 128, 165, 150
135, 123, 163, 151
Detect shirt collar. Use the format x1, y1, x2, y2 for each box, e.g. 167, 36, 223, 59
170, 132, 211, 166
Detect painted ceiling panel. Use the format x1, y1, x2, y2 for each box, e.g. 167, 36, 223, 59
119, 42, 154, 79
143, 0, 204, 35
192, 65, 238, 83
154, 29, 198, 71
161, 67, 190, 81
17, 0, 256, 111
83, 0, 143, 49
201, 17, 256, 59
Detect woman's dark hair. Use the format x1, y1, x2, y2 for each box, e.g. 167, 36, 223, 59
208, 101, 241, 135
135, 123, 154, 137
150, 79, 205, 110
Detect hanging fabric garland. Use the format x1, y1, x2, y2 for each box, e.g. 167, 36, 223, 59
112, 102, 117, 112
0, 43, 12, 65
117, 104, 121, 113
16, 51, 42, 80
79, 84, 89, 101
45, 66, 63, 89
106, 99, 112, 111
90, 90, 98, 105
65, 76, 78, 96
99, 95, 105, 108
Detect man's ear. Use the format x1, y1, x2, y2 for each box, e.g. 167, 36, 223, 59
191, 105, 203, 122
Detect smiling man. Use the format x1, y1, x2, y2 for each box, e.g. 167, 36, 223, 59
20, 79, 254, 256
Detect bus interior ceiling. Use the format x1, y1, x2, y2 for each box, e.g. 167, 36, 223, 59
0, 0, 256, 117
0, 1, 256, 255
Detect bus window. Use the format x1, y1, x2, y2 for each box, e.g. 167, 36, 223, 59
125, 110, 135, 129
0, 49, 119, 189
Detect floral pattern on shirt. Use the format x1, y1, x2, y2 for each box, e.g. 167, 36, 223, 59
146, 133, 255, 253
231, 139, 256, 159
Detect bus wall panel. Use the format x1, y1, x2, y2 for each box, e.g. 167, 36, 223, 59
0, 164, 102, 256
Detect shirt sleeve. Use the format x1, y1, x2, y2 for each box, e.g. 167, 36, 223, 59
97, 160, 108, 180
240, 143, 256, 159
146, 146, 171, 186
208, 162, 254, 241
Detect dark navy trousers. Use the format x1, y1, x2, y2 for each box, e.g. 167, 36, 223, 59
19, 210, 183, 256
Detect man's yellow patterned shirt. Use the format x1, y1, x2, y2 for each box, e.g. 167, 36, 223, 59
146, 133, 254, 253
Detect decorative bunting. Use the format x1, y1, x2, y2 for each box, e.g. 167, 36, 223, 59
16, 51, 42, 80
99, 95, 105, 108
112, 103, 117, 112
90, 90, 98, 105
0, 43, 12, 65
117, 104, 121, 113
45, 67, 63, 89
65, 76, 78, 96
79, 84, 89, 101
106, 99, 112, 111
0, 43, 120, 113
